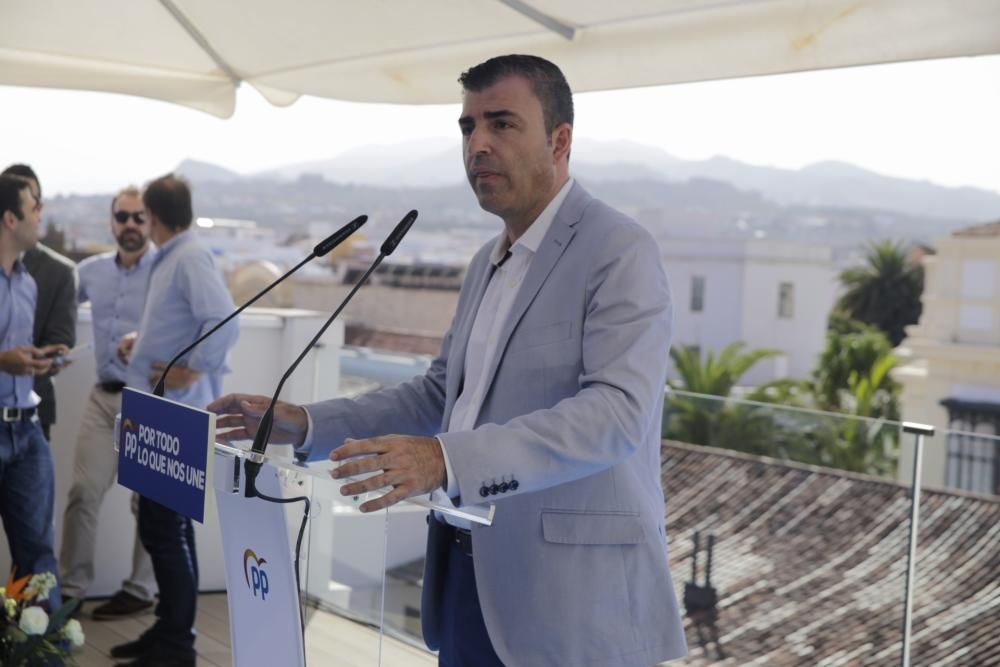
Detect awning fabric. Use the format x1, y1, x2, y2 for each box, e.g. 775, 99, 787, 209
3, 0, 999, 117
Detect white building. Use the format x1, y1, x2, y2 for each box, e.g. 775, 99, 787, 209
661, 239, 840, 386
896, 221, 1000, 495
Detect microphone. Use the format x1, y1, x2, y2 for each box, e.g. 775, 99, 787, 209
244, 210, 418, 497
151, 214, 368, 396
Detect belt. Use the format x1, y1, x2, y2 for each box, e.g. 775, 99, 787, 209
1, 407, 37, 422
437, 518, 473, 556
98, 381, 126, 393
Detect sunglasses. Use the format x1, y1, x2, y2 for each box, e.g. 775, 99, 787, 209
113, 210, 145, 225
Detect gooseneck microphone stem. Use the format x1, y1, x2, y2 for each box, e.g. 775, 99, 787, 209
244, 259, 383, 496
151, 214, 367, 396
244, 209, 418, 498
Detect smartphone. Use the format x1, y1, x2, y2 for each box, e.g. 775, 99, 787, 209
50, 342, 93, 367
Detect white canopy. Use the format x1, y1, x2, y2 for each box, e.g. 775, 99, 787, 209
3, 0, 999, 117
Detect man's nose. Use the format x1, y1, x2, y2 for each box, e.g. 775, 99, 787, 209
465, 127, 491, 156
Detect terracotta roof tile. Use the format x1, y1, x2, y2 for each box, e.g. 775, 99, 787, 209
952, 220, 1000, 238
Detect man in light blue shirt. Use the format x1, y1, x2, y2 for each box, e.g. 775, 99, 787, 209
59, 185, 158, 620
112, 174, 237, 667
0, 175, 68, 607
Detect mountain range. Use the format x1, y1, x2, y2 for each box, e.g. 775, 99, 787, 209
178, 138, 1000, 223
41, 140, 1000, 251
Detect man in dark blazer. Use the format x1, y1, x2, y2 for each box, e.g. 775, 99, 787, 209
2, 165, 77, 440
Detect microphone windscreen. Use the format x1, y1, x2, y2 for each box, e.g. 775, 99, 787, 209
314, 214, 368, 256
380, 210, 418, 256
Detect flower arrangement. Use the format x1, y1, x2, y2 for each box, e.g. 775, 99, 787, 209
0, 572, 84, 666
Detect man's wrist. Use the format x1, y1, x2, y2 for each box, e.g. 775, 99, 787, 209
437, 435, 459, 498
295, 406, 315, 454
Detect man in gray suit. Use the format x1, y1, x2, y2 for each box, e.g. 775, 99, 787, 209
210, 55, 686, 667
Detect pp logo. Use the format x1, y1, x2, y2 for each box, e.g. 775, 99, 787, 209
120, 418, 138, 457
243, 549, 269, 601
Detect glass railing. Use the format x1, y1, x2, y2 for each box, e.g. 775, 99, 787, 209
219, 359, 994, 666
210, 441, 492, 667
661, 388, 998, 665
663, 388, 903, 477
905, 428, 999, 666
661, 388, 940, 666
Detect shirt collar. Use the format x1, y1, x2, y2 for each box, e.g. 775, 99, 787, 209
154, 229, 193, 262
0, 256, 27, 281
490, 178, 575, 266
115, 244, 158, 270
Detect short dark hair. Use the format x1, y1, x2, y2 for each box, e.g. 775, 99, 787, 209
0, 175, 31, 221
143, 174, 193, 230
111, 185, 142, 214
459, 54, 574, 135
1, 164, 40, 200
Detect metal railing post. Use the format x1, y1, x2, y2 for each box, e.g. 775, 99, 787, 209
900, 421, 934, 667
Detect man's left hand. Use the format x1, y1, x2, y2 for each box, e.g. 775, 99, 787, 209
150, 362, 202, 391
37, 344, 70, 376
330, 435, 446, 513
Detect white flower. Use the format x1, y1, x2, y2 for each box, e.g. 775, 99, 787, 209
18, 606, 49, 635
62, 618, 85, 647
4, 598, 15, 618
25, 573, 57, 601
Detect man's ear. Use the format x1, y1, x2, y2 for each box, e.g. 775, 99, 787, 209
551, 122, 572, 163
0, 210, 15, 233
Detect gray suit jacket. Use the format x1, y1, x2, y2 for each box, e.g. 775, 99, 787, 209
23, 243, 78, 427
305, 183, 686, 666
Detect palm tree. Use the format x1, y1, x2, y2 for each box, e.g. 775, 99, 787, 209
761, 328, 902, 474
668, 342, 781, 397
811, 324, 897, 412
835, 240, 924, 346
664, 342, 783, 451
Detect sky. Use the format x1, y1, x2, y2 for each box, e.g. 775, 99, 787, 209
2, 54, 999, 197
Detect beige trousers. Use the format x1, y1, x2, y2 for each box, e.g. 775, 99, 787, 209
58, 385, 156, 600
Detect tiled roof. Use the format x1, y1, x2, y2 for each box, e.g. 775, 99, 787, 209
344, 323, 443, 355
952, 220, 1000, 238
662, 441, 999, 666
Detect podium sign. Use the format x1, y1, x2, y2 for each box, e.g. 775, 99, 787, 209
118, 388, 215, 522
214, 454, 305, 667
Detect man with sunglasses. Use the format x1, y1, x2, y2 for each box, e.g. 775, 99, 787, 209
111, 173, 238, 667
59, 185, 158, 621
0, 164, 77, 443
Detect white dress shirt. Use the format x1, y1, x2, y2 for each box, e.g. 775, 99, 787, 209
433, 178, 575, 528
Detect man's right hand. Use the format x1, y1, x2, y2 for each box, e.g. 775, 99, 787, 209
207, 393, 309, 448
0, 346, 52, 376
117, 332, 137, 363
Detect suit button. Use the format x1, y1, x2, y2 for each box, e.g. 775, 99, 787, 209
510, 479, 519, 491
479, 486, 489, 498
499, 482, 509, 493
489, 484, 499, 495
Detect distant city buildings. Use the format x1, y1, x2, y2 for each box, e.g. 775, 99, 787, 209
205, 223, 848, 390
896, 221, 1000, 496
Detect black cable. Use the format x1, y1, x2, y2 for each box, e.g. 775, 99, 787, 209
252, 489, 311, 664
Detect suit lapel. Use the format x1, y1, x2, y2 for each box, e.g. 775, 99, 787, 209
477, 184, 589, 400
